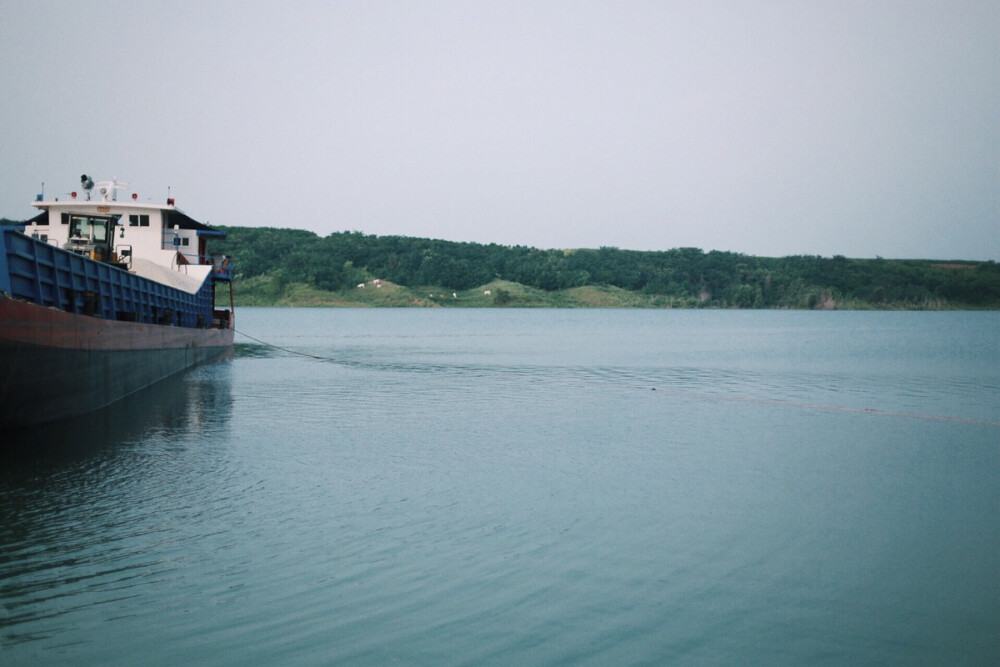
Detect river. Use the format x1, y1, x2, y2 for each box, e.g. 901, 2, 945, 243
2, 309, 998, 664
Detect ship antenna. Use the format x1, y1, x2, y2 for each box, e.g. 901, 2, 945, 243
95, 177, 129, 202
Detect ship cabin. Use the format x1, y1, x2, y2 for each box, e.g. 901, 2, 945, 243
24, 193, 231, 285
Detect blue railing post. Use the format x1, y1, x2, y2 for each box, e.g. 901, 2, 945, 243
0, 229, 14, 295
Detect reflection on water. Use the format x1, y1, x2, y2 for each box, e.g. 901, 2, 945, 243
233, 342, 276, 359
1, 361, 234, 463
0, 361, 233, 648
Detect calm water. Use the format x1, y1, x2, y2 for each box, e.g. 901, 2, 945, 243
2, 309, 998, 665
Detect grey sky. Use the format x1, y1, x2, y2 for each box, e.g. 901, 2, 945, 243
1, 1, 997, 259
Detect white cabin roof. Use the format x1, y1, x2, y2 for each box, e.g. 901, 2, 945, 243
30, 199, 220, 233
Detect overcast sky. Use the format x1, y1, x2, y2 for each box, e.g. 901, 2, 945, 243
1, 1, 997, 259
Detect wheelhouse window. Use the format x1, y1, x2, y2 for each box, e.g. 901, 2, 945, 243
68, 215, 114, 243
129, 214, 150, 227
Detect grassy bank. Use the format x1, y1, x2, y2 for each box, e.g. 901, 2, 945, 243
227, 274, 982, 309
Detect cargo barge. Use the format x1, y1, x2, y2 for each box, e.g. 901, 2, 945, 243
0, 175, 234, 429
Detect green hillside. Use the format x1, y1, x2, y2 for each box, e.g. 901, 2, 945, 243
211, 227, 1000, 309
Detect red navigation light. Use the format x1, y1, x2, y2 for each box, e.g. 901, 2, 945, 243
167, 197, 175, 206
132, 193, 138, 200
71, 191, 77, 199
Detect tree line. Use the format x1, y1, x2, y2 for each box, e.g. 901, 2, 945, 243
210, 227, 1000, 308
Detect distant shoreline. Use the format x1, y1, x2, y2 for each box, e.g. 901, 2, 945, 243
229, 278, 997, 310
213, 228, 1000, 310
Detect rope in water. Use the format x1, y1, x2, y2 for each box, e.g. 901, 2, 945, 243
232, 329, 999, 427
234, 328, 334, 361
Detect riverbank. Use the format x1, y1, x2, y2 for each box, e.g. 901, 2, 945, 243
230, 276, 988, 309
211, 228, 1000, 309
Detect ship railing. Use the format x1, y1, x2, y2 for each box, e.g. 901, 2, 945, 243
209, 254, 233, 280
172, 251, 233, 280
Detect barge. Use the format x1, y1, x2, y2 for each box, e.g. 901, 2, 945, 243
0, 175, 234, 429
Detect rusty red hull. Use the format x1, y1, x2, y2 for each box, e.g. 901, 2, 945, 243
0, 296, 233, 429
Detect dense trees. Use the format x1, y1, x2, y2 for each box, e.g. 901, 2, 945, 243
210, 227, 1000, 308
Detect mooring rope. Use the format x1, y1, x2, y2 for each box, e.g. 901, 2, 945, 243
233, 328, 334, 361
231, 328, 999, 427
